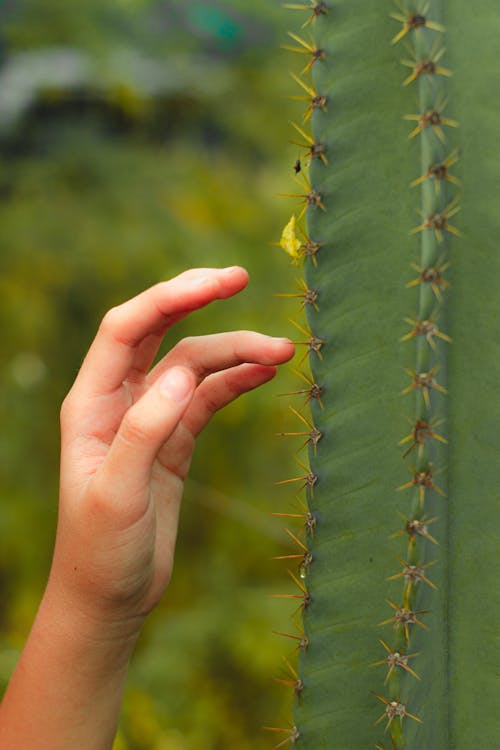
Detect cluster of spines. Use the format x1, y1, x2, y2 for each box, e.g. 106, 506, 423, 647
372, 3, 458, 748
266, 2, 329, 747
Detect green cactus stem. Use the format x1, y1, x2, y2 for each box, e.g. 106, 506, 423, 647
272, 1, 500, 748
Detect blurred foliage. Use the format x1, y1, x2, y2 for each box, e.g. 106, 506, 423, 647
0, 0, 306, 748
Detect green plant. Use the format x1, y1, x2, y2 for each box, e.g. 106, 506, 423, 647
271, 2, 500, 748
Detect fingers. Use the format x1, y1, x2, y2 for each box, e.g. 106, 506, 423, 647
89, 342, 294, 519
182, 363, 278, 437
154, 346, 294, 476
148, 331, 295, 385
154, 362, 284, 481
73, 267, 249, 398
97, 367, 197, 504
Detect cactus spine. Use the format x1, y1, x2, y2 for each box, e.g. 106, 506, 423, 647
272, 2, 500, 748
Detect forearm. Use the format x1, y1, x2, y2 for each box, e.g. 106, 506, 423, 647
0, 580, 139, 750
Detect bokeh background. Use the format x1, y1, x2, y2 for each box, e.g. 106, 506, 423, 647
0, 1, 305, 748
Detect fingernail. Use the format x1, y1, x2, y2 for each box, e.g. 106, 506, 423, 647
272, 337, 293, 345
221, 266, 242, 274
159, 368, 193, 402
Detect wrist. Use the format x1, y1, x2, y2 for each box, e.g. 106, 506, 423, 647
40, 575, 144, 672
0, 576, 142, 750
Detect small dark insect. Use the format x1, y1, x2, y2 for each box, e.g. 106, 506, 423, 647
294, 158, 302, 174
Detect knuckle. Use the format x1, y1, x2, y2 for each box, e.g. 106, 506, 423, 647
85, 476, 110, 516
175, 336, 195, 353
60, 392, 77, 425
201, 390, 221, 417
85, 470, 147, 531
100, 306, 123, 336
223, 373, 241, 400
84, 480, 125, 531
119, 412, 151, 448
172, 337, 201, 371
100, 305, 137, 347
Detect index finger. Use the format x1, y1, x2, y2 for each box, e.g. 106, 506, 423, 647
73, 266, 249, 397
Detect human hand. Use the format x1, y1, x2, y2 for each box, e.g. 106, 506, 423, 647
50, 266, 294, 638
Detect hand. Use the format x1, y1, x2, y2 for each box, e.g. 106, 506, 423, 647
50, 266, 294, 636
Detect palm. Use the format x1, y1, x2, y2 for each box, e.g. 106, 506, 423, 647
72, 376, 197, 614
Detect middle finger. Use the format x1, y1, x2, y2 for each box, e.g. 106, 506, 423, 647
147, 331, 294, 386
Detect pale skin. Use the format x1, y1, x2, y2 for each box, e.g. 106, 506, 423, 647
0, 266, 295, 750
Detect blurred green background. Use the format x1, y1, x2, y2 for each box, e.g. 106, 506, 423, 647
0, 1, 304, 747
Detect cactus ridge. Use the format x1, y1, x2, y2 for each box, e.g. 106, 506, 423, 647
373, 2, 457, 747
271, 3, 327, 747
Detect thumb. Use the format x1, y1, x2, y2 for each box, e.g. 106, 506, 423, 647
101, 366, 196, 497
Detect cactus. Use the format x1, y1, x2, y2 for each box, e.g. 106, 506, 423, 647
271, 2, 500, 748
